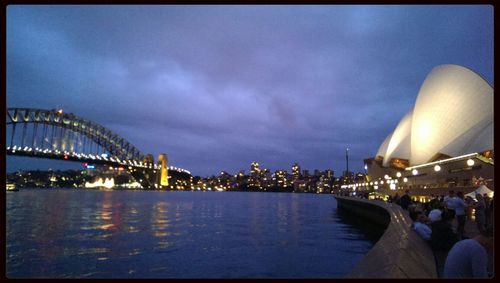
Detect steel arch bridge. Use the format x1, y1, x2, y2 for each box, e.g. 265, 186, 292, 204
6, 108, 191, 188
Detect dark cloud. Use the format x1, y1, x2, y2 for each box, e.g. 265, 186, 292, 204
7, 5, 493, 176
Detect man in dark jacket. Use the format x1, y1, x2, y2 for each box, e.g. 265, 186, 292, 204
400, 189, 411, 210
430, 212, 459, 252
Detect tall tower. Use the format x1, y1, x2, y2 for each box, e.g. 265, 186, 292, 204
345, 147, 350, 181
157, 153, 169, 188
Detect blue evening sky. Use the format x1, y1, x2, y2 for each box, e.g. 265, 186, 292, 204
6, 5, 493, 176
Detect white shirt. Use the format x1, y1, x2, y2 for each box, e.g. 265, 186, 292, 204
413, 222, 432, 241
446, 196, 457, 210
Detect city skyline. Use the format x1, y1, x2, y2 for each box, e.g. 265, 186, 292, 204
6, 5, 494, 176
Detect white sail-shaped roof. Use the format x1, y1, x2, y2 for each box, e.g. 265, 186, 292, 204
410, 65, 493, 165
383, 110, 412, 167
466, 120, 493, 153
440, 114, 493, 157
376, 133, 392, 158
373, 64, 493, 167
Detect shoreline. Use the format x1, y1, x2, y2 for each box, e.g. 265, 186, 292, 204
335, 196, 437, 278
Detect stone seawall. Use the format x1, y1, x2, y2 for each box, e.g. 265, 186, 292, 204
335, 196, 437, 278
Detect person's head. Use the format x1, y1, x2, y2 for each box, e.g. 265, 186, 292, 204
476, 193, 483, 200
428, 209, 442, 223
457, 191, 464, 199
449, 190, 455, 197
475, 225, 494, 250
417, 213, 428, 224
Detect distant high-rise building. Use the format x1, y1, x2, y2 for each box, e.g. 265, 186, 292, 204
249, 161, 261, 188
292, 163, 300, 180
325, 169, 334, 179
261, 169, 271, 188
275, 170, 287, 188
303, 170, 309, 177
250, 161, 260, 175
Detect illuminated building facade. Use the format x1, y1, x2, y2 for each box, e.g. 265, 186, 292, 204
362, 65, 494, 197
249, 161, 261, 188
274, 170, 287, 188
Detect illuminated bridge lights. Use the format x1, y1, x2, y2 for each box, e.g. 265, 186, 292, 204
8, 143, 192, 187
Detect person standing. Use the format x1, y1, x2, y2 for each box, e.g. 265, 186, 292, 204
400, 189, 411, 210
483, 194, 492, 228
429, 194, 440, 210
454, 191, 467, 239
474, 194, 486, 234
429, 210, 458, 252
444, 190, 457, 219
393, 193, 400, 205
465, 196, 475, 219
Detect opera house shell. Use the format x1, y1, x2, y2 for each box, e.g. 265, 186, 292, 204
365, 64, 494, 195
375, 64, 493, 167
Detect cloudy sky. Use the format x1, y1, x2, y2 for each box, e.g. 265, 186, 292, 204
6, 5, 493, 176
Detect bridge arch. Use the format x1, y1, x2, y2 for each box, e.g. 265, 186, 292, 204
7, 108, 145, 161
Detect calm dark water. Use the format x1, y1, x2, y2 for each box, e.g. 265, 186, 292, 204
6, 190, 376, 278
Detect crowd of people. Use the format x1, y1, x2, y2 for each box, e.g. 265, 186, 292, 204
394, 189, 494, 278
392, 190, 494, 239
338, 188, 494, 278
338, 188, 494, 277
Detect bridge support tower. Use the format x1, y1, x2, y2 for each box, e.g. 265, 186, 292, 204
157, 153, 169, 189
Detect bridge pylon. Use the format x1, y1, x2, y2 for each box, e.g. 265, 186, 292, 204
157, 153, 169, 189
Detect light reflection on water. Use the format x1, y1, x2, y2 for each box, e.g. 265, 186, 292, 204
7, 190, 375, 278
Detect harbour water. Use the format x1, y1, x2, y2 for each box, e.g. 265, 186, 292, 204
6, 190, 377, 278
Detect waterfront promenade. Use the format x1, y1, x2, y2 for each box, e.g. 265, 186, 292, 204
335, 196, 437, 278
336, 196, 493, 278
